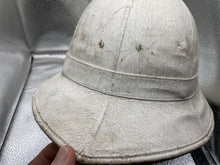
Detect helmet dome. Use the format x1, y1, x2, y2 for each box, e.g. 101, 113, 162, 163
68, 0, 198, 79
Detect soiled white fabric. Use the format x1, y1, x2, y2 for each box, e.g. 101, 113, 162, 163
33, 0, 214, 164
63, 54, 198, 101
33, 73, 213, 164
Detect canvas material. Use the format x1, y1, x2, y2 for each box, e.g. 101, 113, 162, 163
64, 0, 199, 102
33, 0, 214, 163
68, 0, 198, 79
63, 54, 198, 101
33, 73, 214, 164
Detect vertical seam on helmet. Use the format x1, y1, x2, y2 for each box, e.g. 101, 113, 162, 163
112, 0, 135, 71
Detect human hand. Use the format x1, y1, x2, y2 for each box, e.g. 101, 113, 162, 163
28, 143, 76, 165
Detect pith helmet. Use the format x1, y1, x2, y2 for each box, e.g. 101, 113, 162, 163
32, 0, 214, 164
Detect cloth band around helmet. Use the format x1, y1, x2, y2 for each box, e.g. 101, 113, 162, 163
62, 54, 198, 101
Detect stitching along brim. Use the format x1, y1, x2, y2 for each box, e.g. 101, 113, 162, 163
32, 72, 214, 164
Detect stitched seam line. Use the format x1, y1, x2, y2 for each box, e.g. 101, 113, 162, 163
33, 73, 214, 161
65, 54, 198, 81
34, 93, 214, 160
112, 0, 134, 71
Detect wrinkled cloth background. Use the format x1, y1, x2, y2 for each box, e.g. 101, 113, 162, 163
0, 0, 219, 164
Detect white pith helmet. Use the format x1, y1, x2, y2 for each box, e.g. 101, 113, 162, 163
32, 0, 214, 164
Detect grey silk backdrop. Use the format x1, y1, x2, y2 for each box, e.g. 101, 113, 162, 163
0, 0, 219, 164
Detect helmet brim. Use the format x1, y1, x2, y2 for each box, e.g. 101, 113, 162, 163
32, 72, 214, 164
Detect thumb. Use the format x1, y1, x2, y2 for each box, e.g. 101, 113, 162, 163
51, 145, 76, 165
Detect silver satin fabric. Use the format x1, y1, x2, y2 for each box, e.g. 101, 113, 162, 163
0, 0, 219, 164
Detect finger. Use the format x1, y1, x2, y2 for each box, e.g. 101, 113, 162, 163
51, 145, 76, 165
28, 143, 59, 165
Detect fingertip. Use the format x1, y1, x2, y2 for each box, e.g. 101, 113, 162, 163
52, 145, 76, 165
28, 143, 59, 165
65, 145, 76, 165
66, 145, 76, 156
